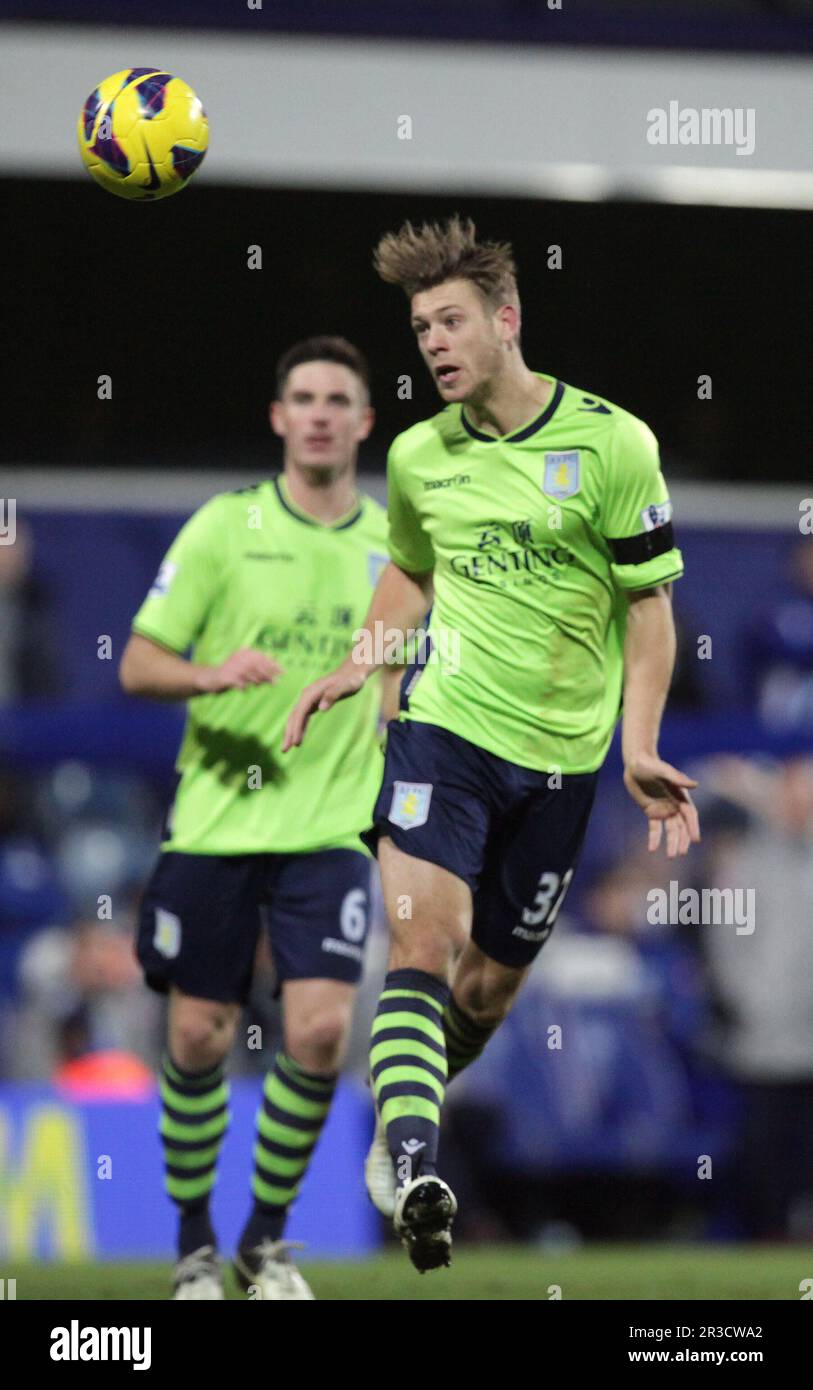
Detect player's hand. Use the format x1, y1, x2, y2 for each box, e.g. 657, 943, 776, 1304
283, 663, 368, 751
623, 753, 701, 859
197, 648, 285, 694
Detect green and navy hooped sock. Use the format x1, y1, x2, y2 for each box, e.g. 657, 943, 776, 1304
240, 1053, 337, 1248
371, 968, 450, 1186
159, 1055, 230, 1258
443, 994, 498, 1083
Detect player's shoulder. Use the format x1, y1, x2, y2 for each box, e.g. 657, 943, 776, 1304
387, 405, 461, 470
189, 479, 270, 522
561, 380, 659, 458
168, 480, 276, 556
171, 488, 233, 540
220, 478, 275, 508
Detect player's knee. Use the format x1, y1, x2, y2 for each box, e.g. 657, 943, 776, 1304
170, 1005, 235, 1070
288, 1007, 351, 1074
389, 914, 467, 979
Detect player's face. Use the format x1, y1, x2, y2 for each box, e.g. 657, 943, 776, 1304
270, 361, 373, 472
410, 279, 511, 403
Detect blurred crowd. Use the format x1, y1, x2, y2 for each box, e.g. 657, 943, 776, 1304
2, 520, 813, 1244
2, 749, 812, 1245
0, 519, 63, 702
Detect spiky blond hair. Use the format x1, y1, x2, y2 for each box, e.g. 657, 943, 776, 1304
373, 215, 518, 307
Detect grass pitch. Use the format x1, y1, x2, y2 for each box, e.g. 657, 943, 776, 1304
11, 1244, 813, 1300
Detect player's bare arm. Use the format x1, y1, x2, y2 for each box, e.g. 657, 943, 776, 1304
282, 559, 433, 750
379, 662, 407, 724
621, 584, 700, 858
119, 631, 284, 700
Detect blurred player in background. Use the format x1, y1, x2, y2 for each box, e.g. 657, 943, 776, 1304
285, 218, 700, 1272
120, 337, 392, 1300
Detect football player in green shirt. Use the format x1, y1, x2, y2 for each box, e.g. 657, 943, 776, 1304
120, 337, 391, 1300
285, 219, 701, 1273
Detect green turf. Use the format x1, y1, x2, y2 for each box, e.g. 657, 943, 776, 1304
9, 1244, 813, 1300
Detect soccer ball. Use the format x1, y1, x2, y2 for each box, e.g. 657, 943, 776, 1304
77, 68, 208, 200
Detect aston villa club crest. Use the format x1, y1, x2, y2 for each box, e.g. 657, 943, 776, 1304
153, 907, 181, 959
543, 451, 581, 500
389, 781, 433, 830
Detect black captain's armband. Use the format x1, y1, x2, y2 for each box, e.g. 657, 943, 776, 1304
607, 522, 675, 565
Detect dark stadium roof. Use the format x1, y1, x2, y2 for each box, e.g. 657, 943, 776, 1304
4, 0, 813, 57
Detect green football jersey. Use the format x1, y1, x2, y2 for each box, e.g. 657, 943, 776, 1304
388, 373, 683, 774
132, 476, 389, 855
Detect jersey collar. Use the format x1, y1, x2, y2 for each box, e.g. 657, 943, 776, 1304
273, 475, 363, 530
461, 377, 564, 444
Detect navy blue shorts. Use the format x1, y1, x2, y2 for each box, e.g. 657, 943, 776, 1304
136, 848, 371, 1003
362, 719, 597, 969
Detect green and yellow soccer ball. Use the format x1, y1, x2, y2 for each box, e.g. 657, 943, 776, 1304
77, 68, 208, 200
